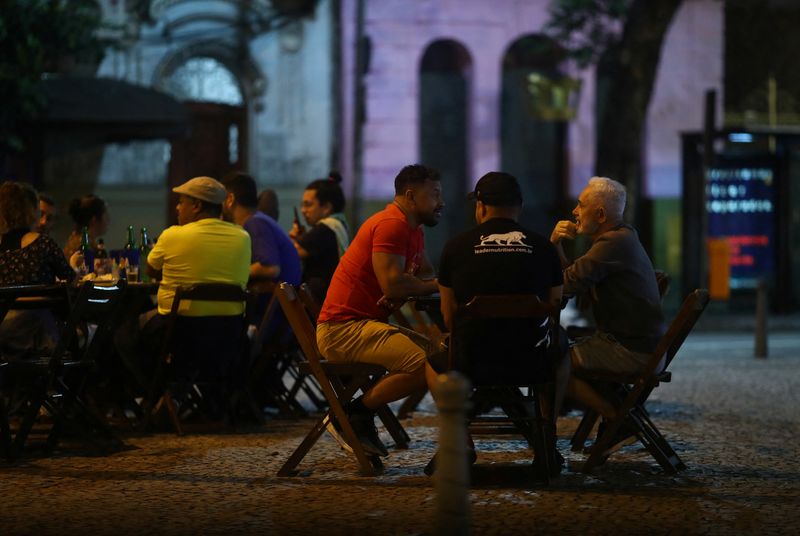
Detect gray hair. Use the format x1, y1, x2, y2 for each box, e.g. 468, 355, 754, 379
587, 176, 626, 221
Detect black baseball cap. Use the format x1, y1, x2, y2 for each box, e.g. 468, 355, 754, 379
467, 171, 523, 206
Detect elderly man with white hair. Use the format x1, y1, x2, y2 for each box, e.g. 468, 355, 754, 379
550, 176, 663, 422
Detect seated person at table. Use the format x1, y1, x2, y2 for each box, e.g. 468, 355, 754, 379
36, 193, 58, 235
430, 172, 563, 467
289, 172, 350, 303
0, 181, 79, 357
140, 176, 251, 379
63, 193, 110, 257
433, 171, 563, 382
549, 176, 664, 421
316, 164, 442, 456
222, 172, 301, 290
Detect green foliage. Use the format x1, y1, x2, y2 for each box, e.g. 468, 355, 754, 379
546, 0, 632, 67
0, 0, 104, 152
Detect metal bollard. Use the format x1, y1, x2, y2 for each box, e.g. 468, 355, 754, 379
754, 279, 768, 358
433, 372, 471, 536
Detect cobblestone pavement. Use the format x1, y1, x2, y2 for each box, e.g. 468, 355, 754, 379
1, 332, 798, 535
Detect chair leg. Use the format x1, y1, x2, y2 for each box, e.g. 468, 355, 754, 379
571, 409, 600, 452
277, 413, 334, 476
375, 405, 410, 449
630, 407, 685, 472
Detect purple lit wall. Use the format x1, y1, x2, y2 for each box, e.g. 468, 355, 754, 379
339, 0, 722, 202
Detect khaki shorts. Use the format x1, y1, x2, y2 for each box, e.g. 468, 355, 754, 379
316, 319, 430, 373
570, 331, 653, 375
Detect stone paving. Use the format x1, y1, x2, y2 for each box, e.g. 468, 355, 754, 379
1, 332, 799, 535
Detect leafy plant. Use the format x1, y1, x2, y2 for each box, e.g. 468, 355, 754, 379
0, 0, 104, 152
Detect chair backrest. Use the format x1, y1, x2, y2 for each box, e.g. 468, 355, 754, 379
657, 288, 710, 373
161, 283, 249, 370
296, 283, 322, 323
169, 283, 248, 315
454, 294, 558, 386
274, 283, 323, 370
0, 284, 70, 325
52, 280, 128, 368
464, 294, 555, 319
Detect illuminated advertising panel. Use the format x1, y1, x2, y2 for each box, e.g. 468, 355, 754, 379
706, 160, 776, 289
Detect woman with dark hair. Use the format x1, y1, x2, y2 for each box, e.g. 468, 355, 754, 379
0, 181, 79, 356
63, 194, 110, 257
289, 171, 350, 302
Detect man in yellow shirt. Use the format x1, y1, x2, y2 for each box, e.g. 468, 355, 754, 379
136, 176, 251, 379
146, 176, 251, 316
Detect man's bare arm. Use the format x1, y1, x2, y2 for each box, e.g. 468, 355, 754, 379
250, 262, 280, 280
372, 251, 438, 300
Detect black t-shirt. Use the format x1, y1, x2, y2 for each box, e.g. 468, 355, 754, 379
438, 218, 563, 384
297, 223, 339, 302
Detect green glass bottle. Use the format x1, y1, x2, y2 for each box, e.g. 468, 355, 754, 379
139, 227, 150, 282
79, 226, 93, 276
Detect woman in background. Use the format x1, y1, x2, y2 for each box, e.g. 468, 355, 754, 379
0, 181, 78, 356
289, 172, 349, 303
63, 194, 110, 257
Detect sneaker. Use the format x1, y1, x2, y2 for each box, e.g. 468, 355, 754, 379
326, 411, 387, 457
349, 411, 389, 457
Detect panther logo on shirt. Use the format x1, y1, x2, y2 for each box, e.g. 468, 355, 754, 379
474, 231, 532, 254
478, 231, 528, 246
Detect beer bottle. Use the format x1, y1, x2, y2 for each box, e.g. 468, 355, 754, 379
79, 226, 93, 276
139, 227, 150, 283
124, 225, 139, 271
94, 239, 110, 275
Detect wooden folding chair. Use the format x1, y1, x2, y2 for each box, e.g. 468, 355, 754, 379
242, 282, 328, 419
441, 294, 560, 483
275, 283, 409, 476
141, 283, 248, 435
0, 280, 127, 460
570, 289, 710, 473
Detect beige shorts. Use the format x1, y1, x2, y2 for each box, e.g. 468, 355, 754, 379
316, 319, 430, 373
570, 331, 652, 375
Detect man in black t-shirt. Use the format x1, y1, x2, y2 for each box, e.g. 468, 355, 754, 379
435, 171, 564, 385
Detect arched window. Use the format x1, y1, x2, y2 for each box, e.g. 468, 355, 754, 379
419, 39, 472, 264
501, 35, 567, 235
163, 57, 243, 105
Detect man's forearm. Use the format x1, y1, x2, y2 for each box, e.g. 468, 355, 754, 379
250, 262, 280, 280
384, 273, 438, 299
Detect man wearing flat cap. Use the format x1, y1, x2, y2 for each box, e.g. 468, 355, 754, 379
426, 171, 564, 470
146, 176, 251, 316
135, 176, 251, 379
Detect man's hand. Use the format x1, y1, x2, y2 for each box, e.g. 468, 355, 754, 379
377, 295, 406, 313
550, 220, 577, 244
288, 222, 304, 241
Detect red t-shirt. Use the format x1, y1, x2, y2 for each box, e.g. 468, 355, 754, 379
318, 203, 424, 323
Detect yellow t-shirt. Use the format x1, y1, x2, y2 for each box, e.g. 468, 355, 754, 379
146, 218, 251, 316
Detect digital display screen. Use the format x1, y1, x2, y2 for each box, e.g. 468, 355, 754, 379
706, 163, 776, 289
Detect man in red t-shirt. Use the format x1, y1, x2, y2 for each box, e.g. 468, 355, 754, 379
317, 164, 443, 455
